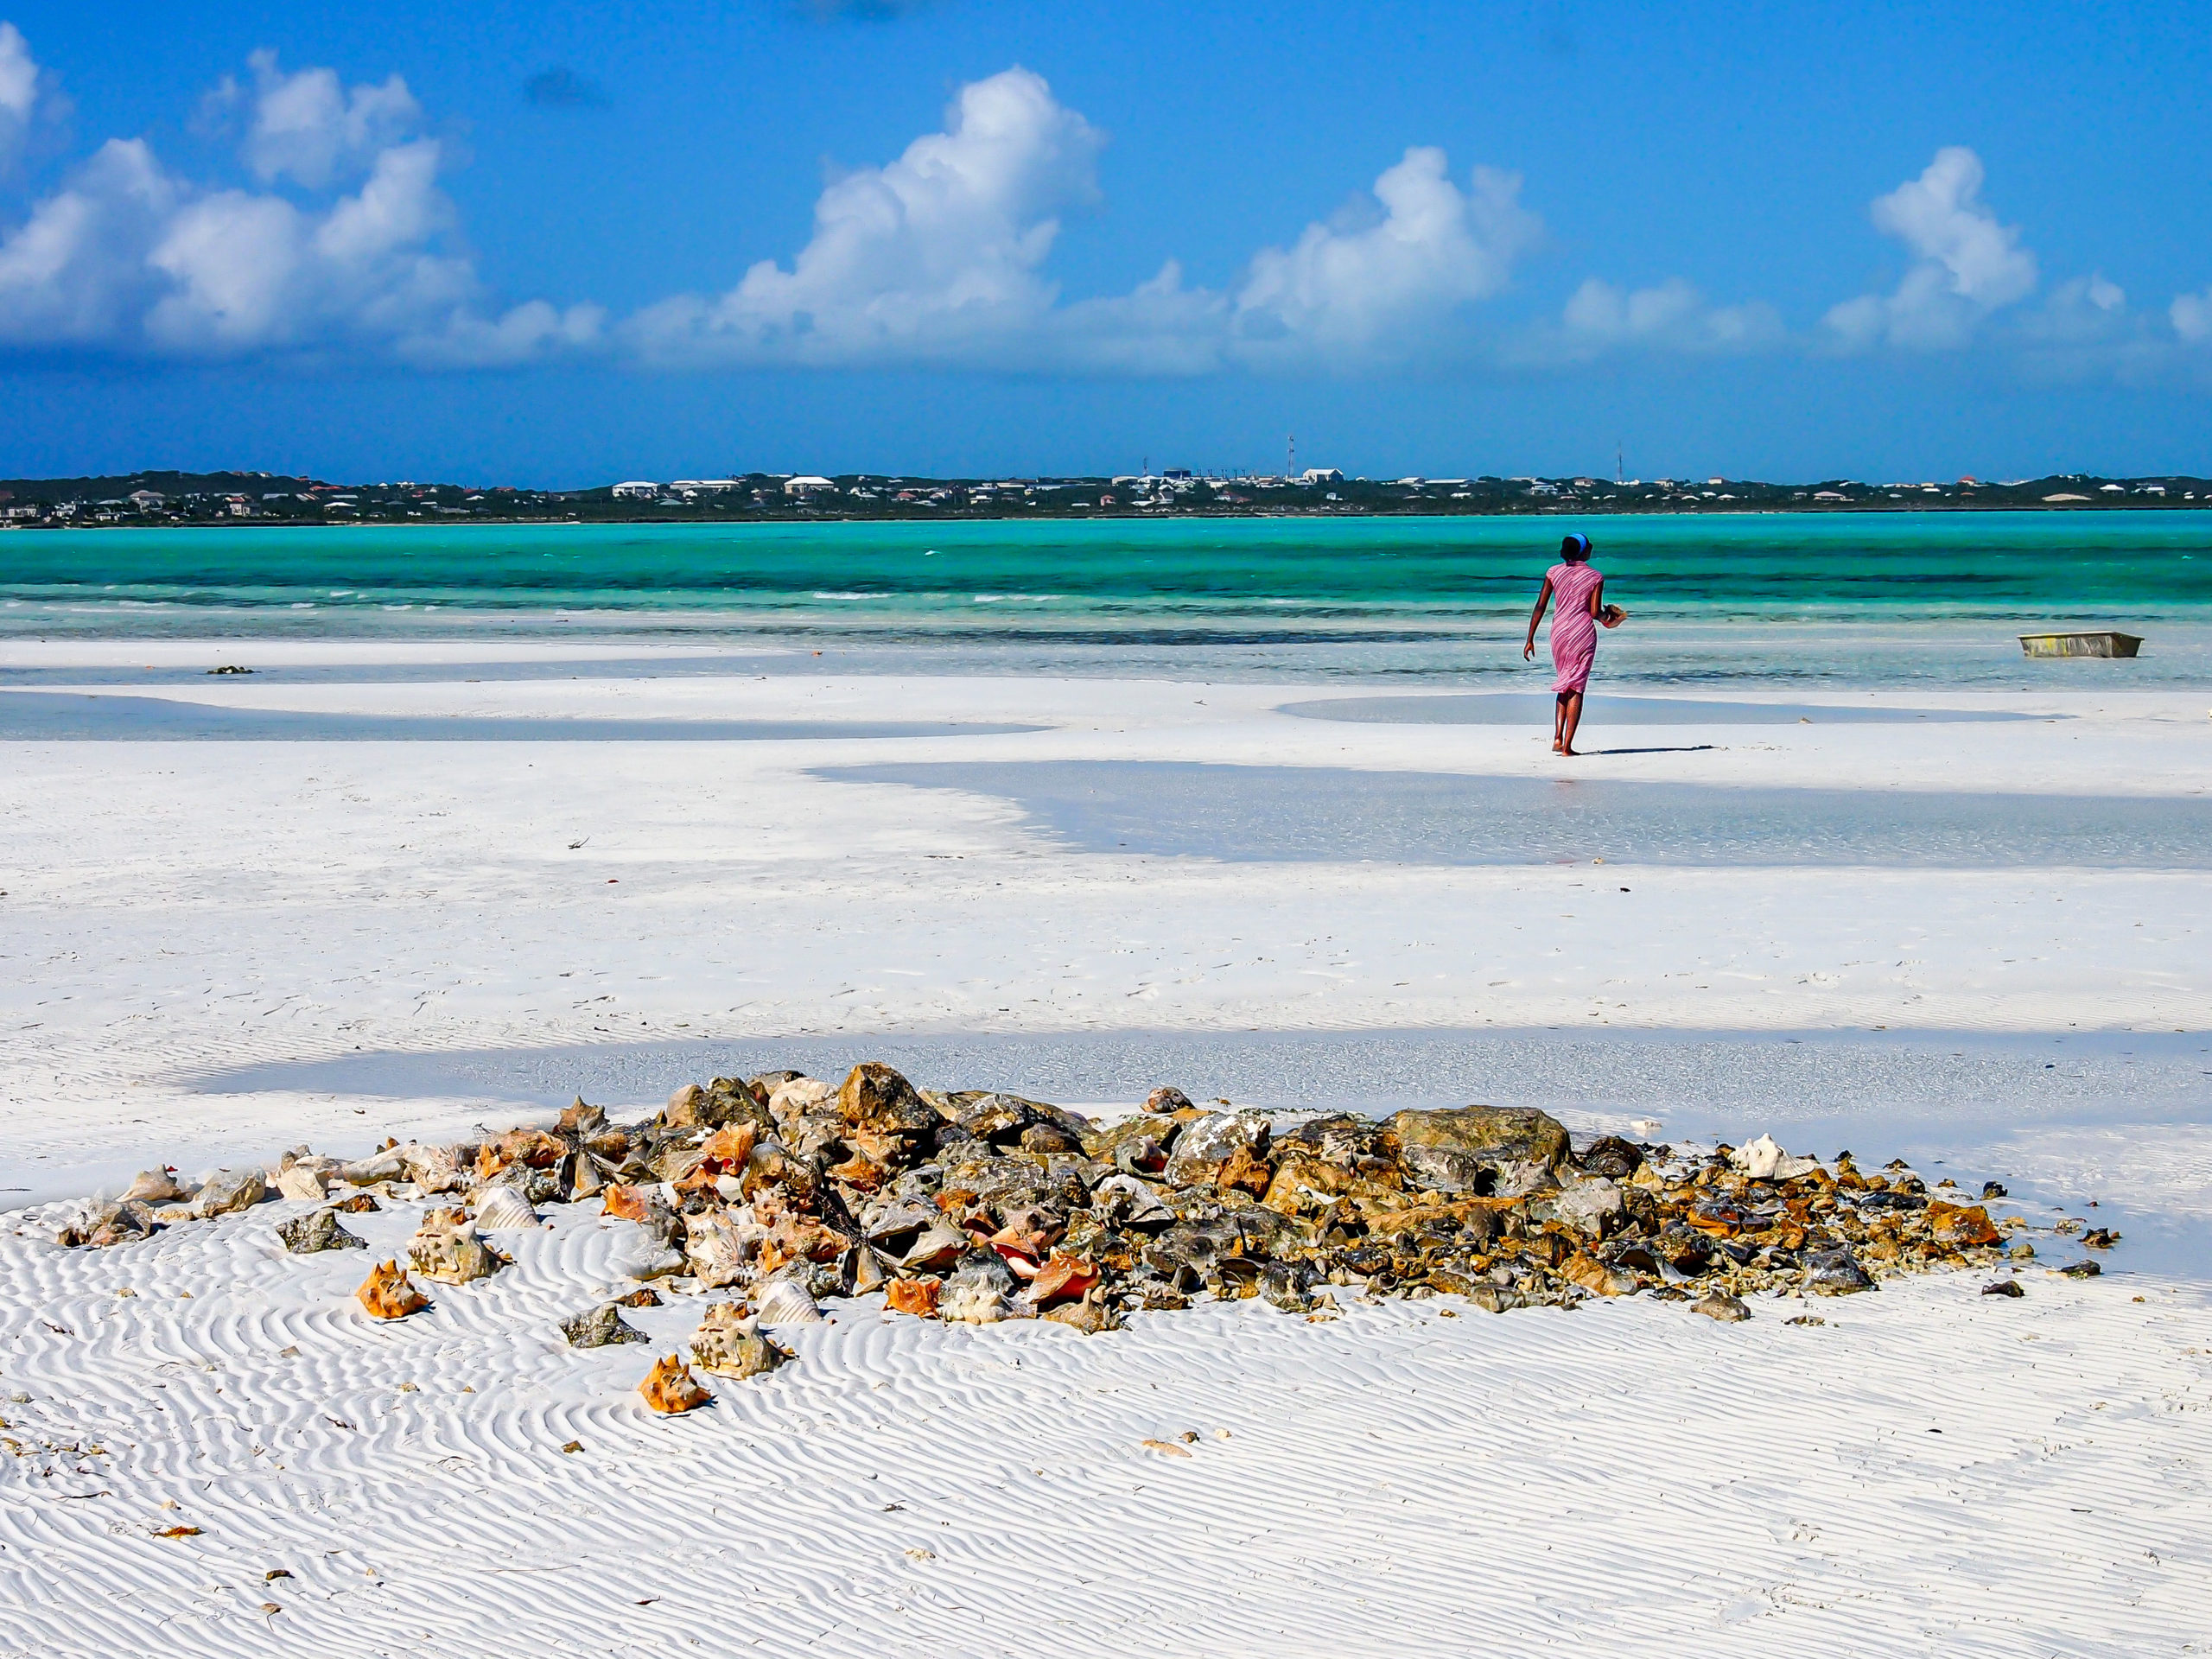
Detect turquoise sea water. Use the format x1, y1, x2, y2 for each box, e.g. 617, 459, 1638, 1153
4, 512, 2209, 687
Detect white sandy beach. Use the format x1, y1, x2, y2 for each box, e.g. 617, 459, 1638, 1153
2, 637, 2209, 1656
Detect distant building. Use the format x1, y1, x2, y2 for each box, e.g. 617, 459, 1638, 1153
671, 480, 738, 494
1299, 467, 1344, 485
784, 476, 836, 497
611, 481, 660, 499
128, 490, 165, 510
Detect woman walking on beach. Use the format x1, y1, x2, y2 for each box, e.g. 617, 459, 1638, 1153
1523, 532, 1623, 756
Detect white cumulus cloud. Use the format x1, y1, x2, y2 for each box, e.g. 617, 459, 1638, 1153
236, 50, 423, 188
631, 72, 1547, 373
0, 45, 597, 365
1539, 276, 1782, 361
0, 20, 44, 169
630, 66, 1101, 366
2173, 289, 2212, 345
0, 140, 179, 345
1225, 149, 1541, 365
1825, 147, 2037, 349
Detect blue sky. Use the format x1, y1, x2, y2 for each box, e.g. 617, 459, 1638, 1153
1, 1, 2209, 484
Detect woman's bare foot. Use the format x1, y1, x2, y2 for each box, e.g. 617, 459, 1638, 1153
1552, 739, 1564, 753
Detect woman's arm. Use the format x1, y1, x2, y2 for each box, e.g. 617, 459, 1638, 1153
1588, 577, 1604, 618
1523, 575, 1554, 661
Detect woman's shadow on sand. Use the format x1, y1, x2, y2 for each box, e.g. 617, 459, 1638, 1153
1578, 743, 1719, 755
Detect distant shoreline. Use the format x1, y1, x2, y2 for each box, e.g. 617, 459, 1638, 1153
10, 498, 2212, 531
5, 468, 2208, 529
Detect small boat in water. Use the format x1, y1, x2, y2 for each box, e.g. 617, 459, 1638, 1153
2018, 630, 2142, 658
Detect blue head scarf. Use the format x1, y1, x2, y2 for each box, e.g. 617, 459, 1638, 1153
1560, 532, 1592, 562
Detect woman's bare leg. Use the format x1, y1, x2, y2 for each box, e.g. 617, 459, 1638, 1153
1553, 694, 1568, 752
1560, 690, 1586, 755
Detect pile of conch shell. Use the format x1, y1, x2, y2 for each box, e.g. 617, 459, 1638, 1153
47, 1062, 2096, 1417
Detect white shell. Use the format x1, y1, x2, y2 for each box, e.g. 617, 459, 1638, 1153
1733, 1133, 1823, 1183
275, 1165, 328, 1203
401, 1141, 467, 1194
754, 1277, 823, 1325
768, 1077, 834, 1117
683, 1211, 765, 1290
123, 1169, 189, 1204
937, 1279, 1009, 1325
472, 1185, 538, 1230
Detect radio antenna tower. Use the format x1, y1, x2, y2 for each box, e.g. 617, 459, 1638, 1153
1287, 434, 1295, 480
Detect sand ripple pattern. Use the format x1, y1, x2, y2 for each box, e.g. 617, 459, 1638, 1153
1, 1194, 2209, 1657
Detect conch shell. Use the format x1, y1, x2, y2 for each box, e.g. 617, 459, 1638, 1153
471, 1185, 538, 1230
123, 1168, 190, 1204
754, 1276, 823, 1326
1027, 1250, 1099, 1307
275, 1165, 329, 1203
639, 1353, 711, 1414
357, 1259, 429, 1320
407, 1209, 501, 1284
886, 1276, 941, 1317
690, 1303, 786, 1378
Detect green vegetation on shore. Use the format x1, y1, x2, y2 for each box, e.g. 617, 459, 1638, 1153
2, 467, 2206, 528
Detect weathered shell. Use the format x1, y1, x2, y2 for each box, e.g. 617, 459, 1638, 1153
408, 1213, 500, 1283
55, 1200, 158, 1249
846, 1243, 888, 1295
1091, 1173, 1176, 1230
638, 1353, 711, 1413
1692, 1289, 1751, 1322
1534, 1178, 1624, 1238
1161, 1111, 1273, 1190
754, 1276, 823, 1326
899, 1220, 972, 1272
400, 1142, 467, 1194
691, 1304, 785, 1378
1390, 1106, 1569, 1198
275, 1165, 329, 1204
768, 1077, 835, 1118
276, 1208, 366, 1255
471, 1185, 538, 1230
683, 1210, 764, 1289
1562, 1252, 1638, 1297
1804, 1247, 1876, 1295
1043, 1291, 1122, 1334
357, 1259, 429, 1319
123, 1169, 189, 1204
1027, 1250, 1099, 1307
562, 1303, 647, 1347
193, 1168, 267, 1218
1733, 1133, 1822, 1182
886, 1276, 941, 1317
939, 1251, 1018, 1325
337, 1150, 408, 1186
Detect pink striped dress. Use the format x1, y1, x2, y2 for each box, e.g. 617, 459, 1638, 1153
1547, 562, 1604, 693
